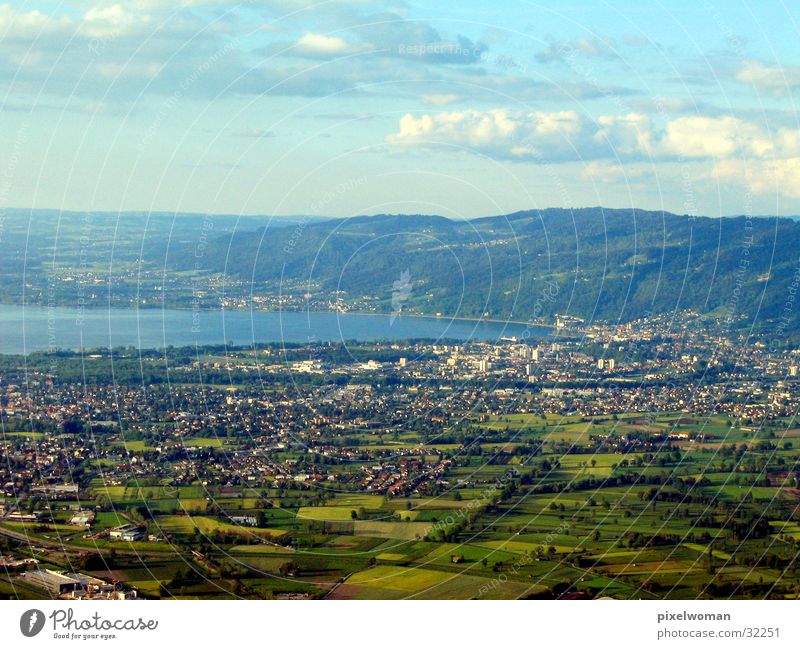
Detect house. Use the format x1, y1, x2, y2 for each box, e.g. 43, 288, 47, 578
229, 515, 257, 527
68, 511, 95, 527
7, 511, 43, 523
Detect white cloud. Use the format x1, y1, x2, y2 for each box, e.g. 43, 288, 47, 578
0, 1, 246, 99
595, 113, 655, 156
81, 4, 151, 38
0, 4, 70, 38
736, 60, 800, 97
597, 114, 793, 160
293, 32, 355, 56
712, 158, 800, 198
386, 109, 585, 160
662, 116, 772, 158
388, 109, 800, 162
387, 108, 800, 200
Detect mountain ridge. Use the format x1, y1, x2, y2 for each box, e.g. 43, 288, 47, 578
165, 206, 800, 335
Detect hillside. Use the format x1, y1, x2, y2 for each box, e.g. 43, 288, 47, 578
166, 207, 800, 331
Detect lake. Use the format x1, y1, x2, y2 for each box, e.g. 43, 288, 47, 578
0, 304, 547, 354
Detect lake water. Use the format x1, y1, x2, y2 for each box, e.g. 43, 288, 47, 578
0, 305, 546, 354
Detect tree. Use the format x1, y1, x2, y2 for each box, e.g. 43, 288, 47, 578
278, 560, 298, 577
708, 543, 715, 575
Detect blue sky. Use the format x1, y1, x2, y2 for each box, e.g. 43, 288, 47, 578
2, 0, 799, 218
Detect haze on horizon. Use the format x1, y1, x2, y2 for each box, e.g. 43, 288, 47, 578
2, 0, 799, 219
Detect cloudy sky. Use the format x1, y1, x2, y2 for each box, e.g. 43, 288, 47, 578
2, 0, 799, 218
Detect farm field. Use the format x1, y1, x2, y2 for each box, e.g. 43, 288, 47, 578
3, 405, 800, 600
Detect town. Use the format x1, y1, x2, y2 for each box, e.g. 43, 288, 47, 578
1, 310, 799, 600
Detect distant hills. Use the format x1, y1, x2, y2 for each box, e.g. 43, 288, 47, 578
0, 208, 329, 274
164, 207, 800, 333
0, 209, 330, 305
2, 206, 798, 335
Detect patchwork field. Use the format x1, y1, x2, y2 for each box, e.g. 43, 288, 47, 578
4, 411, 799, 600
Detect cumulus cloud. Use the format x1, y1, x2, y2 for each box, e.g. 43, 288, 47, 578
386, 108, 800, 198
386, 109, 588, 161
596, 114, 797, 161
594, 113, 655, 157
387, 109, 770, 161
660, 116, 771, 158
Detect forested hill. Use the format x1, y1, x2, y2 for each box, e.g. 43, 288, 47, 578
168, 207, 800, 331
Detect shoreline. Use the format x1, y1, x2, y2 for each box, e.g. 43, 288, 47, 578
0, 302, 566, 332
0, 304, 575, 356
311, 309, 562, 332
